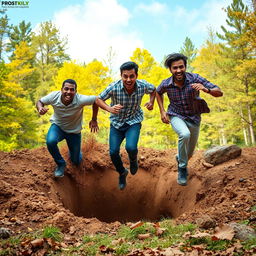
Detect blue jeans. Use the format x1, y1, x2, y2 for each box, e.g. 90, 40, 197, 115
170, 117, 200, 168
109, 123, 141, 174
46, 124, 82, 166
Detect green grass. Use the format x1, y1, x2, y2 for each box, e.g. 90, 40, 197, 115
242, 237, 256, 250
41, 226, 63, 242
251, 205, 256, 212
1, 220, 256, 255
188, 237, 231, 251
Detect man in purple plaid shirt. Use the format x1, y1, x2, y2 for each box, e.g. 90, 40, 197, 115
156, 53, 223, 186
96, 61, 156, 190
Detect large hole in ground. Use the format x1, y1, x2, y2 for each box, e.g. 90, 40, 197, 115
52, 156, 202, 223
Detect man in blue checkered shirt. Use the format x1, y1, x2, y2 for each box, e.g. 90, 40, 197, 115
156, 53, 223, 186
96, 61, 156, 190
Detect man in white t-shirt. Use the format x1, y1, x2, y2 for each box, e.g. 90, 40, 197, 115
36, 79, 99, 177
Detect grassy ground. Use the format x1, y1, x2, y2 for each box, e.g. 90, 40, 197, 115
1, 219, 256, 255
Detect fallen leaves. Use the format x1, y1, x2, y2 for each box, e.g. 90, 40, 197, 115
137, 233, 151, 240
130, 221, 144, 230
213, 224, 235, 241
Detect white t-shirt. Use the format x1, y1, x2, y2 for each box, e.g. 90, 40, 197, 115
40, 91, 96, 134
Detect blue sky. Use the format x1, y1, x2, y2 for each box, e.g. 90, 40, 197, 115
4, 0, 233, 71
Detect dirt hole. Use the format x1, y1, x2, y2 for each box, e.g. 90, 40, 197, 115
52, 159, 201, 223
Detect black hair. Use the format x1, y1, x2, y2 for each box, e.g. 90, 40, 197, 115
62, 79, 77, 89
164, 53, 187, 68
120, 61, 139, 75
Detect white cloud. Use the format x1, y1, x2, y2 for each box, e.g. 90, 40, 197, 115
190, 0, 232, 34
52, 0, 143, 71
171, 0, 232, 34
136, 2, 167, 15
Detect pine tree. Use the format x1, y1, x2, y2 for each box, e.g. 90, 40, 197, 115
32, 21, 70, 99
7, 20, 32, 59
0, 44, 38, 151
180, 37, 197, 72
217, 0, 255, 145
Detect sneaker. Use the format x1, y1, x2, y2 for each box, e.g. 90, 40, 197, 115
130, 158, 138, 175
54, 165, 66, 178
175, 154, 179, 165
119, 169, 128, 190
177, 167, 188, 186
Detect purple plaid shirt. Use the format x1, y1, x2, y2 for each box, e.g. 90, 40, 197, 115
156, 72, 219, 125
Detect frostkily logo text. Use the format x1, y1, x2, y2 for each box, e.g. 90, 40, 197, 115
1, 1, 29, 8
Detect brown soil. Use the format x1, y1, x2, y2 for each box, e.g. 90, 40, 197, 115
0, 139, 255, 238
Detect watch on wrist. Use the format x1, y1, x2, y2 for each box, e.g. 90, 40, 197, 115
207, 88, 211, 93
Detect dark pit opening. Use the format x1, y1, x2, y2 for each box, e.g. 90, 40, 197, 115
53, 166, 200, 223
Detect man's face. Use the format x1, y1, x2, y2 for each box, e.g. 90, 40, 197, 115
169, 59, 186, 82
61, 82, 76, 105
121, 69, 138, 91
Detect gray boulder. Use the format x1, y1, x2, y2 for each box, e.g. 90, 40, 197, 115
0, 227, 11, 239
228, 222, 256, 241
204, 145, 242, 165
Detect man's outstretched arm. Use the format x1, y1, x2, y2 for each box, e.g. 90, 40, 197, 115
156, 92, 169, 124
89, 101, 99, 133
95, 97, 123, 114
36, 100, 49, 115
144, 89, 156, 110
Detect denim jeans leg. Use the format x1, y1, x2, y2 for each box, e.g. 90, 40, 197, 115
170, 117, 191, 168
46, 124, 66, 166
66, 132, 82, 165
186, 120, 200, 159
125, 123, 141, 160
109, 125, 125, 173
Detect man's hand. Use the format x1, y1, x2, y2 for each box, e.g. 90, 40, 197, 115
38, 107, 49, 115
109, 104, 123, 114
144, 102, 154, 110
89, 120, 99, 133
160, 111, 170, 124
191, 83, 208, 92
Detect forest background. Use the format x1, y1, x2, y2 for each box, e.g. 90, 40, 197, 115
0, 0, 255, 152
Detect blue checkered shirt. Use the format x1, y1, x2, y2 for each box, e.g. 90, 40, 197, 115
99, 79, 155, 129
156, 72, 219, 125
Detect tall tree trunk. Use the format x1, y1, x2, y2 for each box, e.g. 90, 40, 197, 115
239, 108, 250, 145
220, 126, 227, 145
243, 127, 249, 146
247, 104, 255, 144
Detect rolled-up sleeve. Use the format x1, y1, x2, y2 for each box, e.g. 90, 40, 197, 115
156, 80, 167, 95
79, 95, 96, 106
143, 80, 155, 94
99, 84, 114, 101
195, 74, 219, 90
40, 91, 58, 105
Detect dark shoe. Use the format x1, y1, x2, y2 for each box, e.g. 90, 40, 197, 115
130, 158, 138, 175
54, 165, 66, 178
119, 169, 128, 190
177, 167, 188, 186
175, 154, 179, 164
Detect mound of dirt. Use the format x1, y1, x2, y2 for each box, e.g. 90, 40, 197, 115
0, 139, 255, 238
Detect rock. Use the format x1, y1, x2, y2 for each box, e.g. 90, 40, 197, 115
228, 222, 256, 241
204, 145, 242, 165
0, 227, 11, 239
195, 215, 216, 229
31, 238, 44, 247
202, 162, 214, 168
